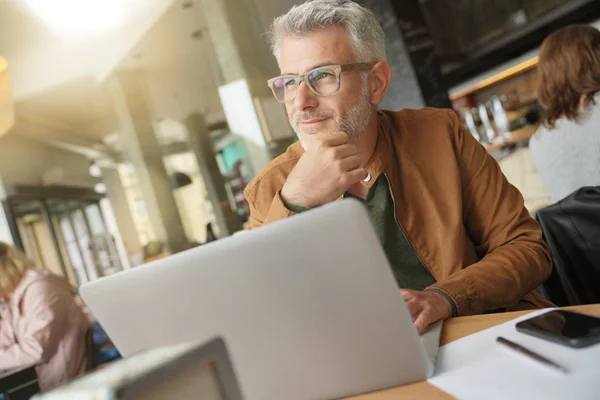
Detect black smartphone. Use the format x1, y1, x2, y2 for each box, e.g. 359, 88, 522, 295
515, 310, 600, 348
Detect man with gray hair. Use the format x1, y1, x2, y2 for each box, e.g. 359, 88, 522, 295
244, 0, 553, 333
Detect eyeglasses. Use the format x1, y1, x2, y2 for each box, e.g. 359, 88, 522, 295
267, 62, 376, 103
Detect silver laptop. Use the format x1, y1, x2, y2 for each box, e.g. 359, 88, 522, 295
35, 337, 243, 400
80, 199, 441, 400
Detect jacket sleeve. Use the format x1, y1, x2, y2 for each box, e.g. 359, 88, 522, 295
244, 189, 296, 229
428, 111, 552, 316
0, 282, 69, 370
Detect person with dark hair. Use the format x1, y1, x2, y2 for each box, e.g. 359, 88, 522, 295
530, 24, 600, 203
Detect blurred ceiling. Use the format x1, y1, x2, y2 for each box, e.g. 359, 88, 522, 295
0, 0, 222, 158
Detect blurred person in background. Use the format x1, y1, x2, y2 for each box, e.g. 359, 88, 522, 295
530, 24, 600, 203
0, 242, 89, 392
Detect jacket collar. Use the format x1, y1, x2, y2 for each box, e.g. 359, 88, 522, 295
288, 111, 396, 189
361, 111, 394, 189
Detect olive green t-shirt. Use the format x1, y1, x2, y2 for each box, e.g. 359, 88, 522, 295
344, 176, 436, 290
285, 176, 457, 316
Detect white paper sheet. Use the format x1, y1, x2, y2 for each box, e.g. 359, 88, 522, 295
428, 308, 600, 400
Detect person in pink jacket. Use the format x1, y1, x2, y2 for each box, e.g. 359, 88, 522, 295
0, 242, 89, 392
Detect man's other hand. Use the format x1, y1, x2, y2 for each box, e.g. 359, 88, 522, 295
401, 289, 452, 334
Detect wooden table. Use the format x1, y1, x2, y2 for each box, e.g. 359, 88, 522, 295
347, 304, 600, 399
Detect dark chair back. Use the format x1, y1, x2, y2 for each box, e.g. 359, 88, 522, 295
0, 366, 40, 400
85, 326, 98, 372
536, 186, 600, 306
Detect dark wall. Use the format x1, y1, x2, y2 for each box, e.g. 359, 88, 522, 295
358, 0, 425, 110
420, 0, 600, 85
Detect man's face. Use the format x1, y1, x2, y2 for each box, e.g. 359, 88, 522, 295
278, 27, 373, 149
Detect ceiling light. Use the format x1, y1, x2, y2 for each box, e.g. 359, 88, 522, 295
94, 183, 107, 194
25, 0, 134, 36
89, 162, 102, 178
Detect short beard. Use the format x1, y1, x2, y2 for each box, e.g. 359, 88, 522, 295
291, 79, 372, 148
340, 81, 372, 140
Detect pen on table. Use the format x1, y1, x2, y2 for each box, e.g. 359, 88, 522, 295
496, 336, 569, 374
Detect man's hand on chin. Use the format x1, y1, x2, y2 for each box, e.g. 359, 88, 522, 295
281, 131, 367, 208
401, 289, 453, 334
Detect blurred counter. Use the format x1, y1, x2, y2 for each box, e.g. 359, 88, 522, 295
485, 124, 538, 152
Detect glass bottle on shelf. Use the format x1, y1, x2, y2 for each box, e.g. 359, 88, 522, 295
464, 108, 482, 143
491, 95, 510, 139
478, 102, 498, 143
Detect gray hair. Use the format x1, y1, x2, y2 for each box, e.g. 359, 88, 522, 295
268, 0, 387, 64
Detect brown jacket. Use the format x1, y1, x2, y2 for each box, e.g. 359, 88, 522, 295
244, 108, 553, 316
